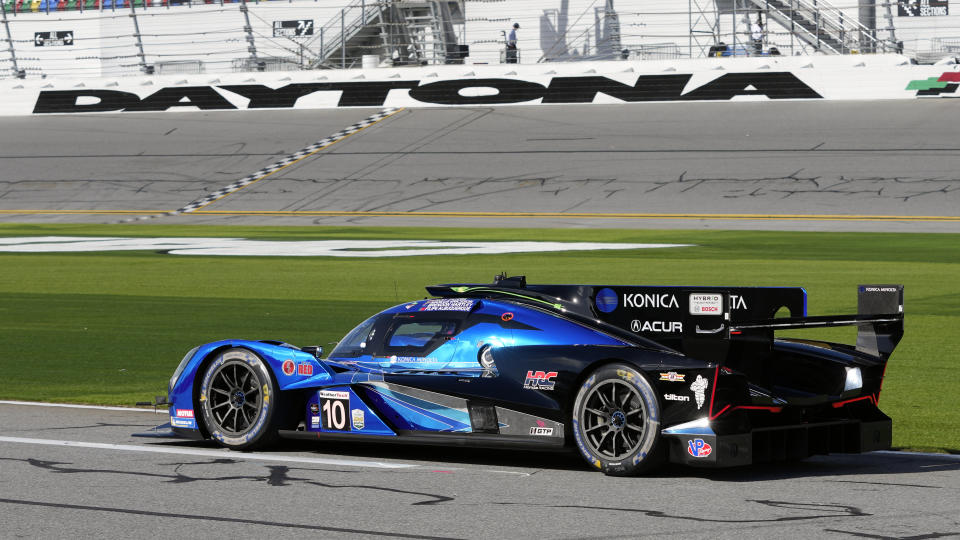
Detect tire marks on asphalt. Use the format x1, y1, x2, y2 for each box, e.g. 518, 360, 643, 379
0, 498, 461, 539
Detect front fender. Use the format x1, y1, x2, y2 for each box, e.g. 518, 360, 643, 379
167, 340, 335, 433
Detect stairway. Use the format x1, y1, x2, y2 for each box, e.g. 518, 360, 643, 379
747, 0, 895, 54
308, 0, 463, 69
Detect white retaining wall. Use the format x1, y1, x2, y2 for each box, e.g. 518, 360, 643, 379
3, 54, 959, 116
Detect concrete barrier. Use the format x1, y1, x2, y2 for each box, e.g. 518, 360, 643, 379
3, 54, 959, 116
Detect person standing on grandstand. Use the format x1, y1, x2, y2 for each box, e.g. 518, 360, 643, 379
751, 16, 764, 56
506, 23, 519, 63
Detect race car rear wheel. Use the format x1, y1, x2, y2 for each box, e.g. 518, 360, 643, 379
198, 347, 280, 450
572, 364, 664, 476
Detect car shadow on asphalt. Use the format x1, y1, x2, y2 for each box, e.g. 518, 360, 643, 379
148, 438, 960, 480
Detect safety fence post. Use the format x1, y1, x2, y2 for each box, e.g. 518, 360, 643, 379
130, 1, 149, 74
240, 0, 259, 71
1, 0, 21, 79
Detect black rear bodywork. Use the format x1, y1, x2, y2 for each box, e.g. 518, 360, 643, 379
429, 277, 904, 467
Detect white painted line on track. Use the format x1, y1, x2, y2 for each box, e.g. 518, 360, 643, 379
0, 436, 419, 469
0, 400, 167, 413
873, 450, 960, 461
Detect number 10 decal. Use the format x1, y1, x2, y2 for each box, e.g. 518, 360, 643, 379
318, 390, 350, 431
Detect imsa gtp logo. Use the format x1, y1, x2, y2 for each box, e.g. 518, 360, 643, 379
523, 370, 558, 390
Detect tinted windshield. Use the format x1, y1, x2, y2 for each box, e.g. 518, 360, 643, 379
385, 320, 459, 350
328, 315, 378, 358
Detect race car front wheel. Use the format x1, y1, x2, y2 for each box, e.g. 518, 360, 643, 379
198, 347, 280, 450
572, 363, 664, 476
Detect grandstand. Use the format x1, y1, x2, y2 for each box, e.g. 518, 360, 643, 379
1, 0, 958, 79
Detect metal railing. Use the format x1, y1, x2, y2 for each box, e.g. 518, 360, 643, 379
0, 0, 922, 80
757, 0, 897, 54
309, 0, 383, 68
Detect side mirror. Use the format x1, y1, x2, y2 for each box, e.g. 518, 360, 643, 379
301, 346, 323, 359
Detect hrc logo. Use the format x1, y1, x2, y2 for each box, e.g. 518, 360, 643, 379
523, 370, 558, 390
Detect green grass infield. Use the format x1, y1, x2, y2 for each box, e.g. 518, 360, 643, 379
1, 223, 957, 454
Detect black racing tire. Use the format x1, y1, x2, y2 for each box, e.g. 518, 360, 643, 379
198, 347, 281, 450
571, 363, 665, 476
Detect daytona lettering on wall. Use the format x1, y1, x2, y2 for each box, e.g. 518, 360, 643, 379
32, 72, 823, 114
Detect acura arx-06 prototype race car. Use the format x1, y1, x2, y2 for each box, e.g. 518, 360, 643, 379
158, 276, 904, 476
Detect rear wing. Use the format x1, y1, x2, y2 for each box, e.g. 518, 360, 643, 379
729, 285, 904, 361
428, 277, 903, 362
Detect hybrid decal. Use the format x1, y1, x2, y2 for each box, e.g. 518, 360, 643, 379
282, 360, 295, 376
689, 293, 723, 315
33, 72, 823, 113
523, 370, 558, 390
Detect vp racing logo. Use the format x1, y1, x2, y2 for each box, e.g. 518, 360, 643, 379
687, 438, 713, 458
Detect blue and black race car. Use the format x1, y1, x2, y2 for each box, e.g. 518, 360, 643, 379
159, 275, 904, 476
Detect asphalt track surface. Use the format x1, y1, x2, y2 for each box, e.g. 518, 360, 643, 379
2, 101, 960, 538
2, 402, 959, 539
1, 100, 959, 231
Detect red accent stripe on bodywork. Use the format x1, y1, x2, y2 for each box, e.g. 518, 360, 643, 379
832, 395, 877, 408
707, 365, 720, 419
